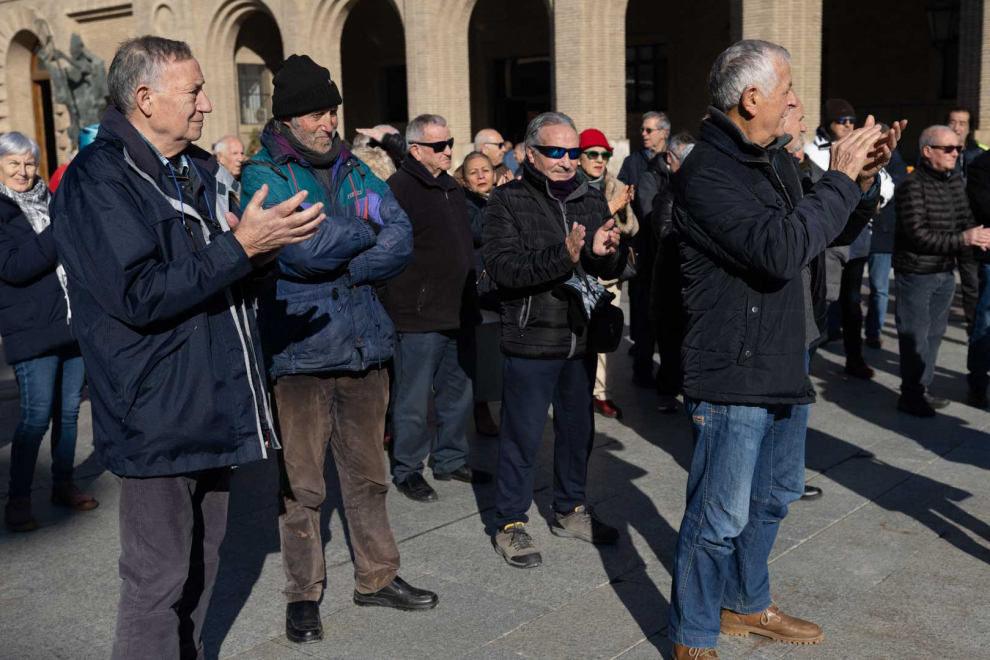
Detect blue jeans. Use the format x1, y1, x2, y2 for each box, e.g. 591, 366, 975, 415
494, 355, 596, 528
967, 263, 990, 392
895, 270, 955, 398
391, 330, 474, 483
669, 362, 808, 647
866, 253, 892, 341
8, 350, 86, 499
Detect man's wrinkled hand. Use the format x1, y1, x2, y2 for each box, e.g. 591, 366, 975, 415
829, 116, 883, 185
355, 127, 387, 144
858, 118, 908, 186
963, 225, 990, 251
228, 184, 326, 265
565, 221, 586, 263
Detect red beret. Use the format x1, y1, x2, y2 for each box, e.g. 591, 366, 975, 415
579, 128, 612, 152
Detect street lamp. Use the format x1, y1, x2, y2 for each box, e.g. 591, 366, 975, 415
927, 0, 960, 51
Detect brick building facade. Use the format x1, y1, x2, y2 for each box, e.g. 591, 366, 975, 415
0, 0, 983, 179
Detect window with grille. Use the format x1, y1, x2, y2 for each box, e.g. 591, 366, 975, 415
626, 44, 668, 112
238, 64, 272, 125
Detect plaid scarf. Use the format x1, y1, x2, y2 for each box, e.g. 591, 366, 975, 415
0, 177, 71, 321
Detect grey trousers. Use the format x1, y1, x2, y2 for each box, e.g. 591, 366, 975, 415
111, 468, 231, 660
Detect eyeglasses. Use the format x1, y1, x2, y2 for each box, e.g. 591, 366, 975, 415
583, 150, 612, 162
641, 127, 661, 134
834, 117, 856, 126
412, 138, 454, 152
531, 144, 583, 160
482, 142, 507, 150
931, 145, 962, 154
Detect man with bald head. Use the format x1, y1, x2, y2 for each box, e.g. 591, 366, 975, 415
213, 134, 246, 179
893, 125, 990, 416
474, 128, 510, 180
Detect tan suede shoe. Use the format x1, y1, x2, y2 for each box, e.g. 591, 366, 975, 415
720, 603, 823, 644
671, 643, 719, 659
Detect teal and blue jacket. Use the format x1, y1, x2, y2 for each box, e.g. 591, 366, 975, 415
241, 121, 413, 377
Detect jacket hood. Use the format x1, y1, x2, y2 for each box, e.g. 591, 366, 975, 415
813, 126, 832, 148
98, 106, 217, 183
701, 106, 790, 166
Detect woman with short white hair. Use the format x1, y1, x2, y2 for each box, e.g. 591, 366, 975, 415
0, 131, 97, 532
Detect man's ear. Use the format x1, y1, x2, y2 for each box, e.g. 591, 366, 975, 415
526, 147, 537, 167
134, 84, 154, 119
739, 86, 759, 120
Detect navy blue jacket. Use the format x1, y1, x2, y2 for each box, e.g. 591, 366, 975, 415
240, 122, 413, 377
51, 107, 275, 477
0, 193, 75, 364
673, 108, 878, 405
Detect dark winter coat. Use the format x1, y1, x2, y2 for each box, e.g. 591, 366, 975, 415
869, 149, 908, 255
893, 163, 976, 274
465, 188, 499, 311
383, 156, 478, 332
240, 121, 413, 377
51, 106, 275, 478
673, 107, 878, 405
966, 149, 990, 265
0, 193, 75, 364
482, 162, 625, 359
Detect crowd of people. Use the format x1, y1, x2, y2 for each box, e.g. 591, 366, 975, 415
0, 32, 987, 659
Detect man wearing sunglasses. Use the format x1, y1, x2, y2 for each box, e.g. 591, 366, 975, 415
893, 125, 990, 417
383, 114, 493, 504
482, 112, 624, 570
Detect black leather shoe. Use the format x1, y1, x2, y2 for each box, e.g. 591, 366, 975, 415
396, 472, 438, 502
285, 601, 323, 644
924, 394, 950, 410
801, 485, 823, 501
353, 576, 439, 610
897, 396, 936, 418
968, 388, 990, 409
434, 464, 493, 484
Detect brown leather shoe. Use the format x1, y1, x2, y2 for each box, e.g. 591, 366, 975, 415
51, 480, 99, 511
720, 603, 823, 644
4, 497, 38, 532
844, 355, 875, 380
671, 643, 719, 659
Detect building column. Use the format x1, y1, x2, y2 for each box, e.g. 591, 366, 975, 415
552, 0, 628, 154
960, 0, 990, 145
737, 0, 823, 139
404, 0, 476, 164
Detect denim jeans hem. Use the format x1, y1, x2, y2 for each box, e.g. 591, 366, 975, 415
432, 458, 467, 477
721, 595, 773, 616
668, 628, 720, 649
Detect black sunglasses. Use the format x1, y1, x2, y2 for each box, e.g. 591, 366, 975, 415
412, 138, 454, 152
835, 117, 856, 126
931, 145, 962, 154
532, 144, 583, 160
583, 150, 612, 162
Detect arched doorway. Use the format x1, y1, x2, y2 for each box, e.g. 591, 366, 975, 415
234, 11, 284, 152
468, 0, 552, 145
5, 31, 58, 180
340, 0, 406, 142
625, 0, 731, 140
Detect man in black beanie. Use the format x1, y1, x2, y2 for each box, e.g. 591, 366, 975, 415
241, 53, 438, 646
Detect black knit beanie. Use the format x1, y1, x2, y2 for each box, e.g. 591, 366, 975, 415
271, 54, 343, 119
823, 98, 856, 126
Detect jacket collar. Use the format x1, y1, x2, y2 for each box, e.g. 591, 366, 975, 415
813, 126, 832, 148
919, 161, 953, 181
259, 119, 353, 169
97, 106, 217, 185
701, 106, 790, 166
521, 161, 589, 203
400, 154, 458, 190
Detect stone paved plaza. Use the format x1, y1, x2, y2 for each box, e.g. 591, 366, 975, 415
1, 291, 989, 660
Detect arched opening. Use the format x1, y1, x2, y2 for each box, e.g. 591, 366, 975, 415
823, 0, 950, 163
5, 31, 58, 180
234, 11, 284, 151
340, 0, 406, 142
468, 0, 552, 145
625, 0, 731, 141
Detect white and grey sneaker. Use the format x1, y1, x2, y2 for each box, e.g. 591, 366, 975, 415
551, 505, 619, 544
494, 522, 543, 568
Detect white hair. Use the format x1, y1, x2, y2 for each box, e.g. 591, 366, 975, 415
709, 39, 791, 112
406, 114, 447, 143
523, 112, 576, 149
212, 135, 242, 155
920, 125, 957, 151
0, 131, 40, 162
641, 111, 671, 133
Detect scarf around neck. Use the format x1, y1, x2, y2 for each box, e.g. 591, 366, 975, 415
275, 121, 342, 168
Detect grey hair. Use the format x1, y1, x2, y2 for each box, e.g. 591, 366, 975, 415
642, 111, 671, 133
0, 131, 40, 162
352, 146, 396, 181
709, 39, 791, 112
212, 135, 241, 155
920, 125, 957, 151
523, 112, 577, 149
406, 114, 447, 143
108, 36, 194, 116
667, 131, 696, 158
352, 133, 372, 149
